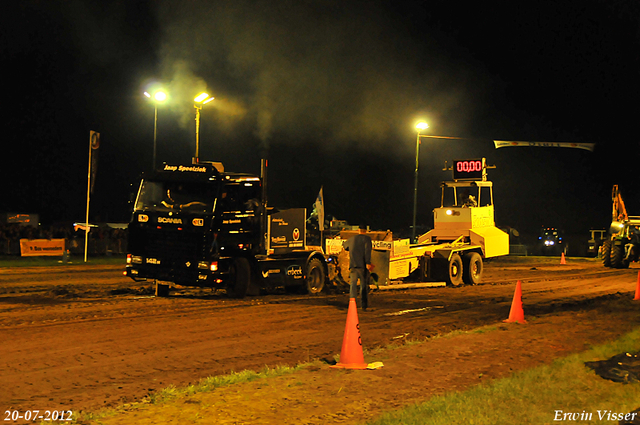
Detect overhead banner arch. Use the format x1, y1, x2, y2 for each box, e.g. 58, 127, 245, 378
494, 140, 595, 152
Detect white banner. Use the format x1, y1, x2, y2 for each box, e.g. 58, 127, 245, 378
494, 140, 595, 152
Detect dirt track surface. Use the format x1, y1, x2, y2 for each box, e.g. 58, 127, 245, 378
1, 257, 640, 423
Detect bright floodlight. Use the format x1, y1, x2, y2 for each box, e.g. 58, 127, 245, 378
194, 92, 214, 103
154, 91, 167, 102
416, 122, 429, 131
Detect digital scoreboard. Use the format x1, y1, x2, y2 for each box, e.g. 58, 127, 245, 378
452, 159, 485, 181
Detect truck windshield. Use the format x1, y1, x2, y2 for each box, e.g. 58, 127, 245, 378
441, 185, 492, 207
134, 180, 218, 213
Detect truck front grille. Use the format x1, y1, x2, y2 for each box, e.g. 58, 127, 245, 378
145, 228, 205, 261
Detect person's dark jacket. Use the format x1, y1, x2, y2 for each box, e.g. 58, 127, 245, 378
343, 234, 372, 269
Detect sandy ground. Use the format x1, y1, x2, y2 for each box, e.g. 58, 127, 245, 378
0, 256, 639, 424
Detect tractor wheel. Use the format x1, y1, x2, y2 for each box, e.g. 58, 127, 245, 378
611, 243, 630, 269
462, 252, 483, 285
305, 258, 326, 295
227, 257, 250, 298
601, 240, 612, 267
447, 253, 463, 286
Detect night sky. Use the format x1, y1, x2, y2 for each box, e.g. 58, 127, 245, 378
3, 1, 640, 242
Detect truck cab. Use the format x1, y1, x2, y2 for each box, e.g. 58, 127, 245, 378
125, 161, 328, 298
126, 163, 261, 294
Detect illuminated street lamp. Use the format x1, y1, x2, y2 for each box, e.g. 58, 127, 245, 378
193, 92, 214, 163
144, 90, 168, 169
412, 121, 429, 242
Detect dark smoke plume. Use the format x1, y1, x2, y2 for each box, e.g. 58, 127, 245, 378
155, 0, 481, 154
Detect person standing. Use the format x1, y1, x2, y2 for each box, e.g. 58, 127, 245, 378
343, 224, 374, 310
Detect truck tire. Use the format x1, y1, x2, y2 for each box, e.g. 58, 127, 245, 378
462, 252, 483, 285
155, 281, 170, 297
611, 243, 630, 269
601, 240, 612, 267
305, 258, 326, 295
447, 253, 463, 286
227, 257, 250, 298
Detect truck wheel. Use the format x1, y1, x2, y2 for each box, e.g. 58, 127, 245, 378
227, 257, 250, 298
447, 253, 463, 286
305, 258, 326, 295
601, 240, 612, 267
155, 281, 170, 297
611, 243, 630, 269
462, 252, 483, 285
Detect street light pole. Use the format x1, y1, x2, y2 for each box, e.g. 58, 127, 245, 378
412, 122, 429, 243
144, 90, 167, 170
194, 104, 202, 161
193, 92, 214, 163
153, 105, 158, 169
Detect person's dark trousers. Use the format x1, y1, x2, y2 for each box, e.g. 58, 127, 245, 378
349, 268, 369, 309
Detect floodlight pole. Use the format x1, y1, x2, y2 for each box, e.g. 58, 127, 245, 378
84, 135, 92, 263
144, 90, 167, 170
412, 131, 421, 243
193, 94, 214, 163
153, 106, 158, 169
194, 104, 202, 162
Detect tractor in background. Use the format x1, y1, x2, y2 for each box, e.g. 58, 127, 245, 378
535, 226, 567, 256
602, 185, 640, 268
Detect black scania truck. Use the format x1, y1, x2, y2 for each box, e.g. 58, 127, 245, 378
125, 160, 328, 297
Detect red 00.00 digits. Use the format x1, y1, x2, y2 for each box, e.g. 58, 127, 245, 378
456, 160, 482, 172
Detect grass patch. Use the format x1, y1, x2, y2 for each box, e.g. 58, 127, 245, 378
73, 363, 313, 423
367, 327, 640, 425
0, 255, 126, 268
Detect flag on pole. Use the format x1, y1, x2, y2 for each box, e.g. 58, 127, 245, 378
85, 131, 100, 262
493, 140, 595, 152
90, 131, 100, 193
315, 186, 325, 232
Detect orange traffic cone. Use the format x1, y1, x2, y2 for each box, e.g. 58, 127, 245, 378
560, 252, 566, 265
504, 280, 527, 324
331, 298, 368, 370
634, 271, 640, 301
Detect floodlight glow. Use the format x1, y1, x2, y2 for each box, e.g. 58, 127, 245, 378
416, 122, 429, 131
194, 92, 211, 103
154, 91, 167, 102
